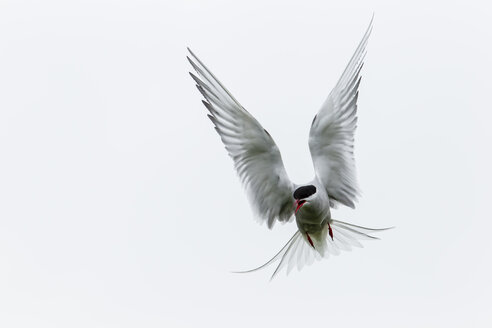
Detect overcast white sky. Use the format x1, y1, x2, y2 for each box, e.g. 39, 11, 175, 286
1, 0, 492, 327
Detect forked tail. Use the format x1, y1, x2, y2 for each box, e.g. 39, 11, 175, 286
234, 220, 392, 280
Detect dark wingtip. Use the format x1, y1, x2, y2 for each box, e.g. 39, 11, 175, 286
187, 47, 197, 59
186, 56, 194, 66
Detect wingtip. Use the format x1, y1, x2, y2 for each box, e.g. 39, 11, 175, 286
187, 47, 197, 59
189, 71, 201, 84
367, 13, 375, 36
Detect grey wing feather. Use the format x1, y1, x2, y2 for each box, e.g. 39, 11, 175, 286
309, 17, 373, 209
187, 48, 294, 228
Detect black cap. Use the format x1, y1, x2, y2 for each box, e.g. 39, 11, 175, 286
293, 185, 316, 200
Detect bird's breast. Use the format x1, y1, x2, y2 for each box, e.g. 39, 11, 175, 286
295, 204, 330, 234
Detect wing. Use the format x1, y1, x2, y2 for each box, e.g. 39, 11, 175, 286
187, 48, 294, 228
308, 18, 373, 209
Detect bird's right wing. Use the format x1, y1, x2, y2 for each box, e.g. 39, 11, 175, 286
187, 48, 295, 228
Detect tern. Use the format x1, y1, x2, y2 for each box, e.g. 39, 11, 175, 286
187, 17, 390, 279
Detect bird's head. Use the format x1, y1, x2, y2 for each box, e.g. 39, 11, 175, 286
293, 185, 317, 214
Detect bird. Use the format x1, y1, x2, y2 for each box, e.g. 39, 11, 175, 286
187, 17, 391, 279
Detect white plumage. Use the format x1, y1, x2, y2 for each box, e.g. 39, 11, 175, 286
188, 16, 391, 279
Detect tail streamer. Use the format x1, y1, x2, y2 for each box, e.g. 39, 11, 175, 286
234, 220, 392, 280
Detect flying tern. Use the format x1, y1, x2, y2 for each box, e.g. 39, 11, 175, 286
187, 17, 390, 279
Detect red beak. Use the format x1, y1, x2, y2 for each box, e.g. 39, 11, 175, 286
295, 200, 306, 214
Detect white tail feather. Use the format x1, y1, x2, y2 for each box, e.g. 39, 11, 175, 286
234, 220, 392, 280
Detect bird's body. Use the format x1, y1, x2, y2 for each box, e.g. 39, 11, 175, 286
187, 16, 391, 279
294, 182, 330, 232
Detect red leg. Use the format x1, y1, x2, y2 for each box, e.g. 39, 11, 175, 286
328, 222, 334, 241
306, 233, 315, 249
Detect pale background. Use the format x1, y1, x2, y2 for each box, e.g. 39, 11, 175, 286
1, 0, 491, 327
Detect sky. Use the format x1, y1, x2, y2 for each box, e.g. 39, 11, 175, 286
1, 0, 491, 327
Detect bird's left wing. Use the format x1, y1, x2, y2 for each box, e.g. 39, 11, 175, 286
308, 18, 373, 209
187, 48, 294, 228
